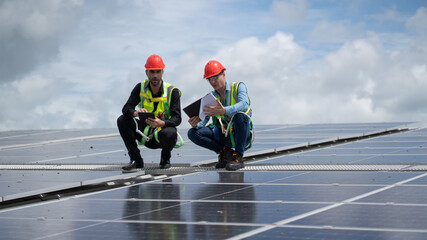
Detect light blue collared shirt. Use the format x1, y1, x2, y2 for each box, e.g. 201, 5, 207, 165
197, 81, 250, 128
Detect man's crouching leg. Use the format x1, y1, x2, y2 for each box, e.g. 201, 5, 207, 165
117, 115, 144, 171
157, 127, 177, 169
226, 113, 250, 171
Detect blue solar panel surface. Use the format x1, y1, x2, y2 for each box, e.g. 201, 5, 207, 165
1, 122, 426, 239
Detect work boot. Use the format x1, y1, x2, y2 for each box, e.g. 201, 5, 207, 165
122, 160, 144, 171
160, 157, 171, 169
216, 146, 233, 169
226, 152, 244, 171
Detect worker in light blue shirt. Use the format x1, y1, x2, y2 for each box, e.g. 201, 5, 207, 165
188, 60, 253, 171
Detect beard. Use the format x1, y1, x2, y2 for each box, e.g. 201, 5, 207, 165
149, 77, 161, 87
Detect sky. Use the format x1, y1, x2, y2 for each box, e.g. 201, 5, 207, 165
1, 0, 426, 131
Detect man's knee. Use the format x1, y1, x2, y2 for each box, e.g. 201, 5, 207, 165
117, 115, 127, 128
117, 115, 137, 135
163, 126, 177, 136
187, 128, 197, 141
159, 127, 177, 143
234, 112, 247, 120
117, 115, 125, 131
233, 113, 250, 126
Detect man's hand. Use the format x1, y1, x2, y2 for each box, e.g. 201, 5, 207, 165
188, 116, 201, 128
146, 117, 165, 128
133, 108, 147, 117
203, 99, 225, 117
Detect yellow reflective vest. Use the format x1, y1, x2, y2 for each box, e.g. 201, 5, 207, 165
139, 80, 177, 119
137, 80, 184, 148
211, 82, 252, 125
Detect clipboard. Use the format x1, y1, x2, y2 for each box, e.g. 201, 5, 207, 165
183, 99, 201, 118
183, 93, 217, 119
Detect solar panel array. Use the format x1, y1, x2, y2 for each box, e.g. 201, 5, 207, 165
1, 122, 426, 239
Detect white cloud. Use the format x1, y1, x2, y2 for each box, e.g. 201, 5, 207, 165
196, 32, 306, 125
406, 7, 427, 35
271, 0, 308, 25
0, 75, 73, 129
0, 0, 83, 83
374, 5, 401, 23
1, 1, 427, 131
321, 39, 381, 92
180, 30, 427, 125
412, 64, 427, 82
3, 29, 427, 130
309, 20, 355, 43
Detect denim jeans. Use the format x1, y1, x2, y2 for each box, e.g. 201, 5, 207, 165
187, 113, 251, 155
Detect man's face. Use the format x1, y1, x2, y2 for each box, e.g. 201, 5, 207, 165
208, 72, 225, 91
146, 69, 163, 87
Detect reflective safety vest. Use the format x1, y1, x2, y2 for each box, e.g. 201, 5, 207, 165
139, 80, 176, 119
210, 82, 253, 149
137, 80, 184, 148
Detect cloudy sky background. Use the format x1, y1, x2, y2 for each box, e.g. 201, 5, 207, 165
1, 0, 426, 131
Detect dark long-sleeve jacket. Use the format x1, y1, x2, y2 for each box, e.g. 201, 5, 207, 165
121, 81, 182, 128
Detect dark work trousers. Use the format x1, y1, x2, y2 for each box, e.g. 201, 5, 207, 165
117, 115, 177, 162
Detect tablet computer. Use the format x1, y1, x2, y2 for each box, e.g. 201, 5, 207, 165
138, 112, 155, 122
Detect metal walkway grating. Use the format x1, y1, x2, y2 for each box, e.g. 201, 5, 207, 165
2, 163, 426, 173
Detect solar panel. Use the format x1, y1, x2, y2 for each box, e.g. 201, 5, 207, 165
1, 122, 426, 239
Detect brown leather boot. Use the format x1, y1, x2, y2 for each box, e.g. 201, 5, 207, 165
226, 152, 244, 171
216, 146, 233, 169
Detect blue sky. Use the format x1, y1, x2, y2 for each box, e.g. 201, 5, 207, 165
0, 0, 426, 130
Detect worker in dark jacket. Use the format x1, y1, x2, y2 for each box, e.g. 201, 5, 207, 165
118, 54, 182, 171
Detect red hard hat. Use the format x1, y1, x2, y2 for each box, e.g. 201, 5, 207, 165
145, 54, 165, 70
204, 60, 226, 79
